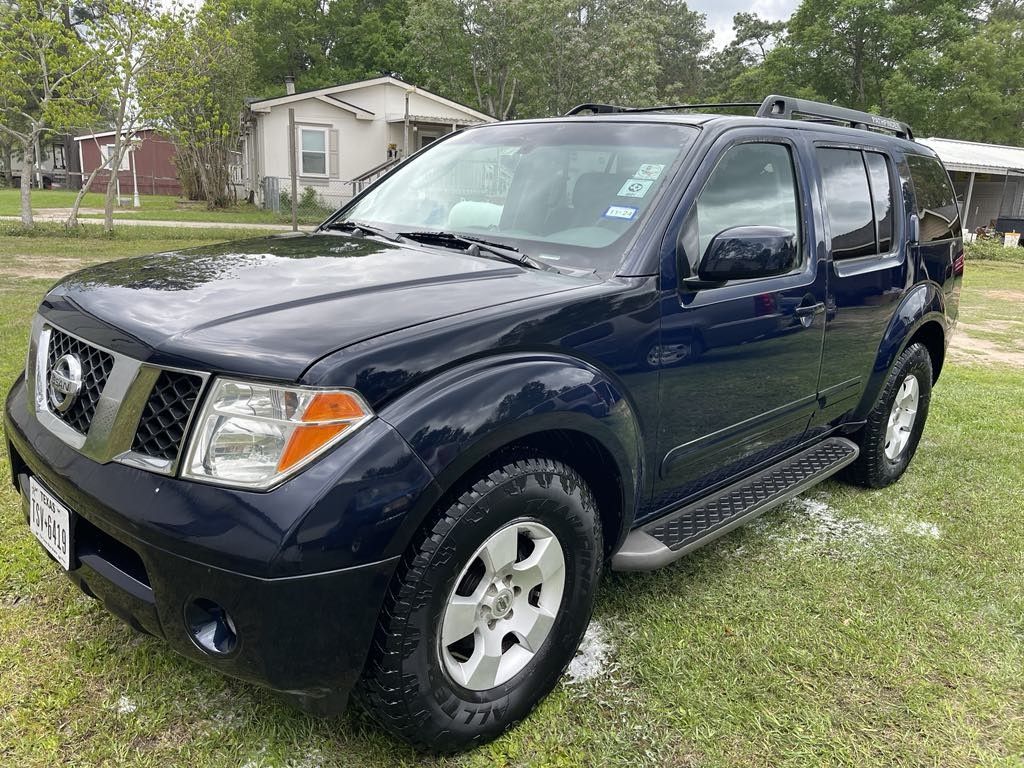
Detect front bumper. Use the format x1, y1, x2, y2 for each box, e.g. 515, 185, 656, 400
5, 374, 437, 711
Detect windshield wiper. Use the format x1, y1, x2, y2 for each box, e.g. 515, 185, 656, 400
398, 230, 558, 272
321, 219, 403, 242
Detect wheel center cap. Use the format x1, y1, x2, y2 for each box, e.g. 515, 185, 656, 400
491, 589, 514, 618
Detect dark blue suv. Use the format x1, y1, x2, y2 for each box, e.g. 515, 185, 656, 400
5, 96, 963, 751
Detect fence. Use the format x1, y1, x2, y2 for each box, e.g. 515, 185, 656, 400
261, 177, 362, 225
4, 169, 183, 198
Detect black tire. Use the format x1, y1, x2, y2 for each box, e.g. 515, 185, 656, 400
843, 342, 933, 488
358, 456, 603, 752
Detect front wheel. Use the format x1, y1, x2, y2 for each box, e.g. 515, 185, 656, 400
843, 342, 933, 488
359, 456, 603, 752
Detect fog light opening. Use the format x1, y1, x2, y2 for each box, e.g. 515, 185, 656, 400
185, 598, 238, 655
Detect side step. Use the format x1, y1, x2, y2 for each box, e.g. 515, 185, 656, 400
612, 437, 859, 571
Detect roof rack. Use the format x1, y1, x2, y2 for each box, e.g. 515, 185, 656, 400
564, 102, 760, 116
756, 95, 913, 141
564, 94, 914, 141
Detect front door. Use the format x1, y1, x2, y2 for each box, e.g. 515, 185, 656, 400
650, 133, 827, 515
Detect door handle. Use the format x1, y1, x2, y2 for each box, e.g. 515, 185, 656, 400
794, 301, 825, 328
794, 302, 825, 317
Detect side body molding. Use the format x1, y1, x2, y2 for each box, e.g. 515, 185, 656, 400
854, 281, 947, 419
379, 353, 645, 551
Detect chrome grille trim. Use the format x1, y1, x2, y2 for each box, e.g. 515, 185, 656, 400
26, 316, 209, 476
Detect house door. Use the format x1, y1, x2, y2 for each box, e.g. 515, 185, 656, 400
419, 132, 440, 150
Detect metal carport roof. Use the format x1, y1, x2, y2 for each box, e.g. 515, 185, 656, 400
919, 137, 1024, 175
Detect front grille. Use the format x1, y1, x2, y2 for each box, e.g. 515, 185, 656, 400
47, 329, 114, 434
131, 371, 204, 461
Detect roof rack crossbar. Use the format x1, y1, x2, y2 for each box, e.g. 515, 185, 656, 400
564, 102, 760, 116
564, 103, 630, 115
756, 95, 914, 141
625, 102, 761, 114
564, 95, 914, 141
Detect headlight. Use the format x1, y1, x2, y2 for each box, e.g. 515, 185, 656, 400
182, 378, 373, 489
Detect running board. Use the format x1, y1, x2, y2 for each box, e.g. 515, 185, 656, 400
612, 437, 859, 571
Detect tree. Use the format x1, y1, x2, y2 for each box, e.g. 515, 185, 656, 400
142, 3, 254, 207
404, 0, 713, 119
886, 15, 1024, 143
67, 0, 172, 230
224, 0, 410, 95
0, 0, 106, 226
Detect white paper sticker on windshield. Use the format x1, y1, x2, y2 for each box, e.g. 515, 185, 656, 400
617, 179, 653, 198
634, 163, 665, 180
604, 205, 638, 220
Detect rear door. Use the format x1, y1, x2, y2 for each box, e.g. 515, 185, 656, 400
810, 143, 910, 431
650, 130, 827, 514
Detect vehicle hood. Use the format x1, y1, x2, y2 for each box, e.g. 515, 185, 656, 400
46, 233, 596, 380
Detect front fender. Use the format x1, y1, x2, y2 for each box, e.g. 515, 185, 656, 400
379, 353, 644, 551
855, 282, 946, 419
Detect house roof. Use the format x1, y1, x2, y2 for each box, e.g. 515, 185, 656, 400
75, 127, 160, 142
919, 137, 1024, 175
247, 76, 495, 123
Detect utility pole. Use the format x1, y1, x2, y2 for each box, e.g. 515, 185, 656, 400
288, 107, 298, 232
404, 90, 411, 159
130, 144, 140, 208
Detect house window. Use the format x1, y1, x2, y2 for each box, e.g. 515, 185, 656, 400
300, 128, 328, 176
100, 143, 130, 171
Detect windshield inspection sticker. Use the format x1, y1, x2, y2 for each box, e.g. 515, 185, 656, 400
604, 205, 638, 220
634, 163, 665, 180
617, 178, 653, 198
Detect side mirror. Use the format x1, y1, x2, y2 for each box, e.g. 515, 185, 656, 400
685, 226, 799, 289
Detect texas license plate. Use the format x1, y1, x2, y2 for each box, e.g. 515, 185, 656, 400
29, 477, 73, 570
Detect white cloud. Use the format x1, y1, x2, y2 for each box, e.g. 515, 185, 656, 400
689, 0, 800, 49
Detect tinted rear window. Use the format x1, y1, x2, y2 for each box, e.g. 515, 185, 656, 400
864, 152, 894, 252
818, 148, 876, 259
907, 154, 962, 243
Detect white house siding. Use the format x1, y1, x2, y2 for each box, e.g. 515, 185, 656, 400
246, 78, 494, 207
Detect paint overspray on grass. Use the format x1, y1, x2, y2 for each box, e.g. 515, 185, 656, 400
115, 695, 137, 715
564, 619, 614, 685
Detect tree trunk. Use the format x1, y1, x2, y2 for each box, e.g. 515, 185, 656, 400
1, 143, 11, 187
65, 160, 106, 228
20, 149, 33, 227
103, 131, 125, 233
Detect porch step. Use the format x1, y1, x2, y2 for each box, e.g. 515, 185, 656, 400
611, 437, 859, 571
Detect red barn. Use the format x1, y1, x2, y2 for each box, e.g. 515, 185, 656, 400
75, 128, 181, 196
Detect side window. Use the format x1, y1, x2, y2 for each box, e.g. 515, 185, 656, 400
864, 152, 894, 252
906, 154, 962, 242
681, 142, 801, 275
817, 148, 876, 259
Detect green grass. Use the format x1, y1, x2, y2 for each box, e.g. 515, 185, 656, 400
0, 188, 293, 225
1, 235, 1024, 766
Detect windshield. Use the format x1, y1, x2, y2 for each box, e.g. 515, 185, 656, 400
334, 121, 698, 272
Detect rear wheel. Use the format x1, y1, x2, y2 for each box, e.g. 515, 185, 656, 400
843, 342, 933, 488
359, 456, 602, 752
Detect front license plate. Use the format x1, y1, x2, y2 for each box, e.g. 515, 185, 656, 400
29, 477, 73, 570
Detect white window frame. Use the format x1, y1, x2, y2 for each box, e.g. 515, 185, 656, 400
100, 143, 130, 172
299, 127, 329, 178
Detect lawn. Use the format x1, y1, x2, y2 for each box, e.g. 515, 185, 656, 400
0, 188, 297, 225
1, 233, 1023, 767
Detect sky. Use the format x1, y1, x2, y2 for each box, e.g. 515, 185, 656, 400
691, 0, 800, 48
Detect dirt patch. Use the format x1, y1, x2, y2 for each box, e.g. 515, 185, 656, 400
0, 255, 85, 280
984, 290, 1024, 303
32, 207, 124, 218
949, 330, 1024, 368
958, 320, 1021, 333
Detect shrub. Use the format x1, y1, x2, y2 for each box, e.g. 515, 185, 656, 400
965, 238, 1024, 263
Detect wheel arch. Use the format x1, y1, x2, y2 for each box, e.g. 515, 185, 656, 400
855, 283, 947, 419
379, 353, 645, 559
